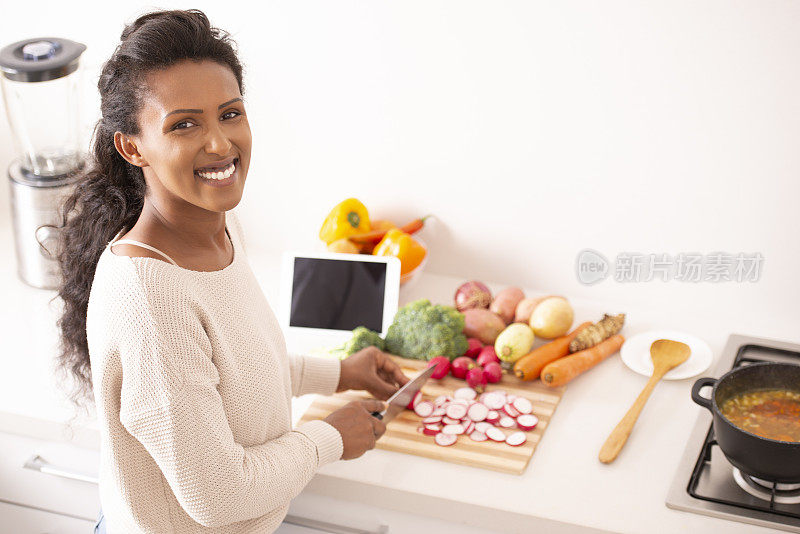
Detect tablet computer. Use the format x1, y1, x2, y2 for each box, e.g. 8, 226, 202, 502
279, 251, 401, 355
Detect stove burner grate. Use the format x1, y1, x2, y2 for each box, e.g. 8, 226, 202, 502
733, 469, 800, 506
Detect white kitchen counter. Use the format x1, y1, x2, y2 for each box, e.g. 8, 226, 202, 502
1, 239, 797, 534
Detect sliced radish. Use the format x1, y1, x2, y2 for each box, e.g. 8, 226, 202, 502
451, 398, 471, 407
499, 416, 516, 428
469, 431, 488, 442
432, 408, 446, 417
406, 390, 422, 410
454, 387, 477, 400
506, 431, 527, 446
502, 404, 520, 418
513, 397, 533, 415
483, 392, 505, 410
435, 433, 458, 446
422, 427, 441, 436
486, 427, 506, 442
414, 401, 435, 418
485, 410, 500, 424
442, 416, 461, 425
517, 414, 539, 431
463, 421, 475, 434
475, 422, 493, 434
445, 403, 468, 420
442, 424, 465, 435
433, 395, 449, 407
424, 423, 442, 431
506, 394, 518, 403
467, 403, 489, 422
422, 415, 443, 424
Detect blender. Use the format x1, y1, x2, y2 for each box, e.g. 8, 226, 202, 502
0, 37, 87, 289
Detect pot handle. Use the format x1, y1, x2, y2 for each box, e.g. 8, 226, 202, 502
691, 377, 716, 411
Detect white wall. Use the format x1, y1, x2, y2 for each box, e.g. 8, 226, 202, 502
1, 1, 798, 342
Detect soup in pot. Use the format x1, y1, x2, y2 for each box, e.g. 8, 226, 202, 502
719, 389, 800, 442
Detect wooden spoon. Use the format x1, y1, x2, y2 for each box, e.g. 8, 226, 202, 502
598, 339, 691, 464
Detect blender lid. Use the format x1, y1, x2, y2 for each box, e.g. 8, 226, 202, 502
0, 37, 86, 82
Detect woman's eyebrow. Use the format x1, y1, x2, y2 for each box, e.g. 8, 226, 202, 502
163, 97, 244, 120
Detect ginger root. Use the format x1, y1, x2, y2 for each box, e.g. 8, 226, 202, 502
569, 313, 625, 353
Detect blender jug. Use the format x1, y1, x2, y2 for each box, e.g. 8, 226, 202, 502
0, 37, 87, 289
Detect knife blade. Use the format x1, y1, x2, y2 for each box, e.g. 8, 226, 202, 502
371, 364, 435, 423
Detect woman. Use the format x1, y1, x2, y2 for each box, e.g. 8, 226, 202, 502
54, 9, 409, 533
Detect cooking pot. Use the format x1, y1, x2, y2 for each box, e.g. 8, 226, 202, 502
691, 362, 800, 483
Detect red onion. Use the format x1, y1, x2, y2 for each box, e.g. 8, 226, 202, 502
454, 280, 492, 312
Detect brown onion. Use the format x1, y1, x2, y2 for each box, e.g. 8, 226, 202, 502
454, 280, 492, 312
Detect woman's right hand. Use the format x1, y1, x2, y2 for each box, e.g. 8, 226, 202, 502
324, 400, 387, 460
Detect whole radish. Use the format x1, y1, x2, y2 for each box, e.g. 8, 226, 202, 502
476, 345, 500, 366
464, 338, 483, 358
483, 361, 503, 383
451, 356, 476, 379
427, 356, 451, 379
466, 366, 487, 392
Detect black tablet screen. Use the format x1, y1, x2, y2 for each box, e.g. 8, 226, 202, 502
289, 257, 386, 331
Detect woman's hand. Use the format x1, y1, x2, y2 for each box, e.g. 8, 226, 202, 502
337, 346, 410, 400
324, 400, 386, 460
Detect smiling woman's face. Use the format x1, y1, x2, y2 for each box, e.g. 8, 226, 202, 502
125, 59, 251, 213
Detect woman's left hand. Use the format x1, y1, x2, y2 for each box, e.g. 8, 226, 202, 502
337, 346, 410, 400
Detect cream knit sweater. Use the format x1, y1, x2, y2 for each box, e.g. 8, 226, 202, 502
87, 209, 343, 533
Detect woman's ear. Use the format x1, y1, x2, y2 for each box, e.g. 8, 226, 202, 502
113, 132, 148, 168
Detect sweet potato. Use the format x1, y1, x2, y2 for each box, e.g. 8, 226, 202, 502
463, 308, 506, 345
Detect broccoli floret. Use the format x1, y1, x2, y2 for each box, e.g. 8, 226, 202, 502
384, 299, 468, 361
341, 326, 385, 356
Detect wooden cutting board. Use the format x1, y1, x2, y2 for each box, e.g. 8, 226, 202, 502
297, 355, 566, 475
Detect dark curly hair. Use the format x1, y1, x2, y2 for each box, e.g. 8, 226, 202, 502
52, 9, 245, 411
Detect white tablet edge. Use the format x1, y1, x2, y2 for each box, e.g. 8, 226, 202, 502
279, 251, 401, 338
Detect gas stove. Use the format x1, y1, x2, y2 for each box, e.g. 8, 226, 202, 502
666, 334, 800, 532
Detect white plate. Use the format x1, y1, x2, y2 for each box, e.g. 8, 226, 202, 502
620, 330, 713, 380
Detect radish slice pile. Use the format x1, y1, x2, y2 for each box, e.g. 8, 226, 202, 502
411, 388, 539, 447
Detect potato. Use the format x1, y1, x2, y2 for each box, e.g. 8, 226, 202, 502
513, 295, 561, 323
463, 308, 507, 345
490, 287, 525, 325
529, 297, 574, 339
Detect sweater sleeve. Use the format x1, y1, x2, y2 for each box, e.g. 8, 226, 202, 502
116, 276, 342, 528
287, 353, 341, 397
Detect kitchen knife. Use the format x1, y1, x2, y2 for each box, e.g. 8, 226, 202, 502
371, 365, 435, 423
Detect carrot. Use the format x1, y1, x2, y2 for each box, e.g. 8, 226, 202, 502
540, 334, 625, 387
349, 215, 432, 245
513, 322, 592, 381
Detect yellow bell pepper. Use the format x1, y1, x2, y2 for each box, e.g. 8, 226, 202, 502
373, 229, 427, 276
319, 198, 371, 245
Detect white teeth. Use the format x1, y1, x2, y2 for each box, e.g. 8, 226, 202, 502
197, 161, 235, 180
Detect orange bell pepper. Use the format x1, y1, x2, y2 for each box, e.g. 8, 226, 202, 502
373, 229, 427, 276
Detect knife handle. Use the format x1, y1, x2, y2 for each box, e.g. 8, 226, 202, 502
371, 411, 383, 420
